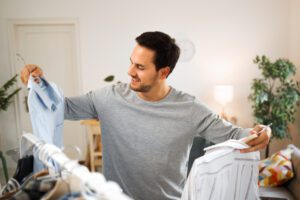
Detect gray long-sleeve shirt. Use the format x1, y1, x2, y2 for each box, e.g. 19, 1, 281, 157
64, 83, 249, 200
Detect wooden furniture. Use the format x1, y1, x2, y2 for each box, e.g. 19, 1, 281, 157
81, 119, 102, 172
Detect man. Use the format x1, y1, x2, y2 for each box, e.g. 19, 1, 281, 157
21, 31, 271, 200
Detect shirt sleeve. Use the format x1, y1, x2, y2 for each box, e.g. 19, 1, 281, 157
192, 99, 250, 144
64, 91, 99, 120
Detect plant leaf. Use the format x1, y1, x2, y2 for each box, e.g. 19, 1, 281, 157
104, 75, 115, 82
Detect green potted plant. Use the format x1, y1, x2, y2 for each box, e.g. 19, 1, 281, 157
0, 74, 21, 182
0, 74, 21, 111
249, 55, 300, 157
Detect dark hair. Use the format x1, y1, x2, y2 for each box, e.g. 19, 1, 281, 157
135, 31, 180, 75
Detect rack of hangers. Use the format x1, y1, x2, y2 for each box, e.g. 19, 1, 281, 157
19, 133, 132, 200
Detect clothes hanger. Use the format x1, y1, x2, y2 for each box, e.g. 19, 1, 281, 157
41, 159, 89, 200
37, 146, 82, 200
10, 133, 44, 184
20, 133, 131, 200
40, 177, 70, 200
4, 170, 53, 200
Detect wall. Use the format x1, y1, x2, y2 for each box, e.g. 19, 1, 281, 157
0, 0, 295, 167
289, 0, 300, 144
268, 0, 300, 155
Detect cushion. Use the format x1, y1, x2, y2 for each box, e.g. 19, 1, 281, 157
259, 146, 294, 187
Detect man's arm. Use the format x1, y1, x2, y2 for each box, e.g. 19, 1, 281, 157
192, 100, 249, 143
64, 92, 98, 120
192, 99, 271, 152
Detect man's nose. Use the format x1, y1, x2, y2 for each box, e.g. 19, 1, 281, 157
127, 65, 136, 77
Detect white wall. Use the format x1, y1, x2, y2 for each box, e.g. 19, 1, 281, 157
0, 0, 297, 167
289, 0, 300, 66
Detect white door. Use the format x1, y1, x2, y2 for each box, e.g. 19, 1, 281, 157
11, 21, 86, 159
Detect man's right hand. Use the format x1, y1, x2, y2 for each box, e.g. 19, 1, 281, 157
20, 64, 43, 86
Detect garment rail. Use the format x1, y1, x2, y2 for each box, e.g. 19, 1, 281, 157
20, 133, 132, 200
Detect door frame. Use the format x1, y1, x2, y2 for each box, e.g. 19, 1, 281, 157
7, 18, 83, 140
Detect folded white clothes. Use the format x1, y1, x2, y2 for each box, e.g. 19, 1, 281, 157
181, 137, 260, 200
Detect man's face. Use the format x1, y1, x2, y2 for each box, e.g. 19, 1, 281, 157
128, 44, 161, 92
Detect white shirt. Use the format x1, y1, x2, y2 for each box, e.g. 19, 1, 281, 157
181, 139, 260, 200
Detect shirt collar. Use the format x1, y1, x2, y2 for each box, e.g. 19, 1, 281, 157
27, 76, 60, 111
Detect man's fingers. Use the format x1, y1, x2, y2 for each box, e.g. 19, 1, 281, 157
20, 64, 42, 86
247, 136, 269, 148
30, 66, 43, 76
246, 137, 259, 146
242, 135, 269, 153
241, 124, 272, 153
247, 133, 262, 145
29, 66, 37, 72
25, 64, 39, 72
240, 147, 256, 153
252, 125, 264, 132
241, 142, 266, 153
32, 71, 43, 78
21, 67, 30, 85
246, 135, 265, 146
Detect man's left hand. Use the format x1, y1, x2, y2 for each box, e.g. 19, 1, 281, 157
240, 124, 272, 153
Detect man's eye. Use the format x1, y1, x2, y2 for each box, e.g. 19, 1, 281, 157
137, 65, 144, 70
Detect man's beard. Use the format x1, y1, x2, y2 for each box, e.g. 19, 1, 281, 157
129, 74, 158, 93
130, 83, 152, 92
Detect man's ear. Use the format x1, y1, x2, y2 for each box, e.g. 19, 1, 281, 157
159, 66, 171, 80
